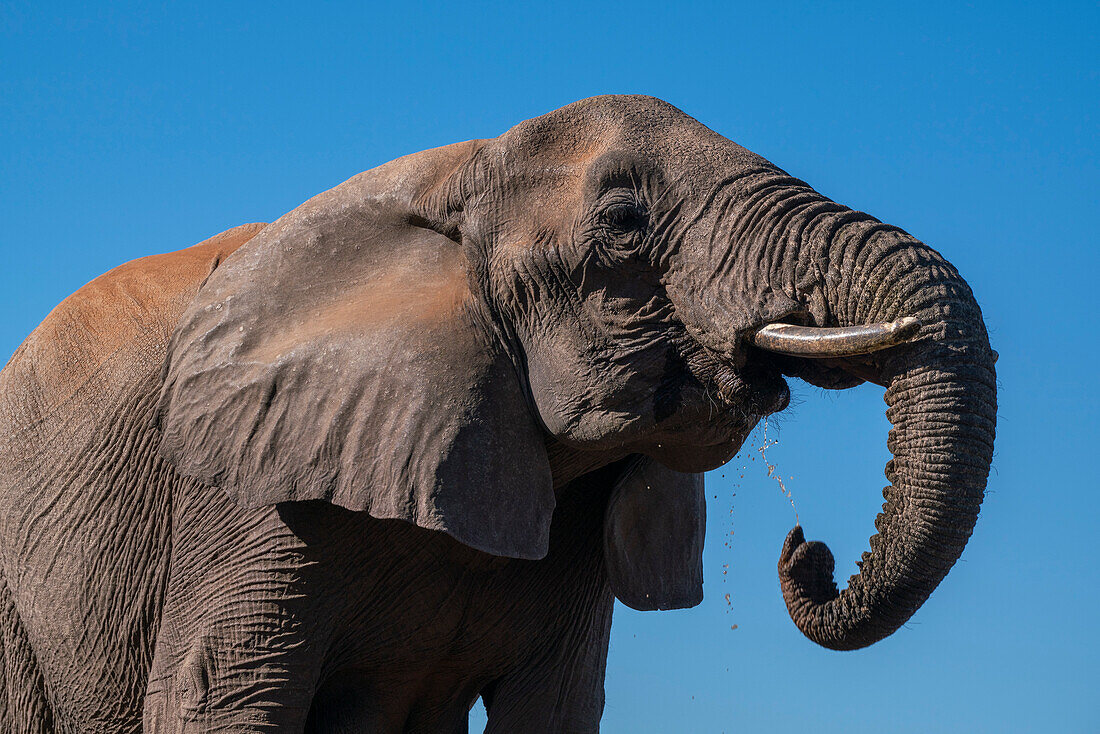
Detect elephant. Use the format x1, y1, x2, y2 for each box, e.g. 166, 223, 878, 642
0, 95, 996, 733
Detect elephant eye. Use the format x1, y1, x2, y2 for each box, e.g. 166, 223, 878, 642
602, 198, 648, 233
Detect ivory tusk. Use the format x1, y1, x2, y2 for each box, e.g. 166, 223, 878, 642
749, 316, 922, 358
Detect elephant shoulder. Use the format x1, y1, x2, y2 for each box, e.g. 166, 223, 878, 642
0, 223, 267, 437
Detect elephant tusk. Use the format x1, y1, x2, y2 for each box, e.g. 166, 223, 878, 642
749, 316, 922, 358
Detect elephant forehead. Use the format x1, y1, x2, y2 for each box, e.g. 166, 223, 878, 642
492, 95, 769, 181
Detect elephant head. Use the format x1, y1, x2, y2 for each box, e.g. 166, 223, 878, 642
157, 95, 996, 650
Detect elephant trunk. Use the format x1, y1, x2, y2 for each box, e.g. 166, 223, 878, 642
680, 174, 997, 650
776, 202, 997, 650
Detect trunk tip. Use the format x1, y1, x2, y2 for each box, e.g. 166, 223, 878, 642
778, 527, 839, 607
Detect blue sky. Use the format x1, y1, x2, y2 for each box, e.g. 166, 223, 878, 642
1, 2, 1096, 731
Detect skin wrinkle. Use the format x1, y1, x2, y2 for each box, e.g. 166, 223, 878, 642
0, 96, 995, 729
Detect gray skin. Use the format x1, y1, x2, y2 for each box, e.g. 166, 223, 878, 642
0, 96, 996, 733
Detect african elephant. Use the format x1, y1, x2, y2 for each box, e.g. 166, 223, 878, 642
0, 95, 996, 733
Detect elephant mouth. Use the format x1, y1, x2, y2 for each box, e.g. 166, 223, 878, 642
711, 360, 790, 417
683, 347, 790, 420
678, 315, 923, 443
658, 315, 923, 471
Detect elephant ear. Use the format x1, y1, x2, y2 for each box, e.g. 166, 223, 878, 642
157, 142, 555, 560
603, 456, 705, 611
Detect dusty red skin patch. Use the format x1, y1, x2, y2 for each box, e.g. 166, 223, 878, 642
14, 223, 267, 410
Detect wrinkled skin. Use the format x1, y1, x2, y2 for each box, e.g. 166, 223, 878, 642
0, 96, 996, 732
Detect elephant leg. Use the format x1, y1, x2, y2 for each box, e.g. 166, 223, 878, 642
481, 593, 614, 734
143, 490, 325, 733
144, 603, 321, 734
304, 670, 476, 734
303, 672, 404, 734
0, 574, 53, 733
142, 626, 320, 734
482, 661, 604, 734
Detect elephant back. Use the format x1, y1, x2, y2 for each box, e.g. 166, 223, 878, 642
0, 222, 266, 469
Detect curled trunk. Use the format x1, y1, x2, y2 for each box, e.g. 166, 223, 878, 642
683, 172, 998, 650
775, 205, 997, 650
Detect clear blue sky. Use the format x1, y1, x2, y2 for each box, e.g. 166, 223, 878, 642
2, 2, 1096, 731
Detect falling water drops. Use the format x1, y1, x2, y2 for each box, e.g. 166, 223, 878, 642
758, 416, 799, 524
